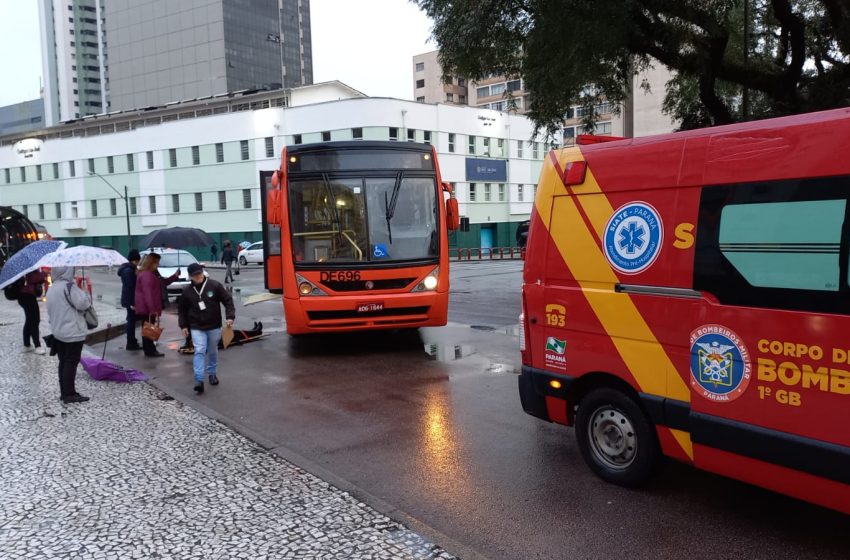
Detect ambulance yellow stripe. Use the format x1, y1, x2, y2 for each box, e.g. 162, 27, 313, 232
671, 429, 694, 460
537, 150, 693, 459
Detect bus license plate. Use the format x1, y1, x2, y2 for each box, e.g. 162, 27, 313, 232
357, 302, 384, 313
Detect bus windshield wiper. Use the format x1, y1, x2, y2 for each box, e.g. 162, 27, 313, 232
384, 172, 403, 244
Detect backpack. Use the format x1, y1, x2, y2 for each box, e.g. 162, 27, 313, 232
3, 278, 24, 301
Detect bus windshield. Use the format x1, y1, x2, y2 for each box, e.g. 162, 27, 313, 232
288, 176, 438, 264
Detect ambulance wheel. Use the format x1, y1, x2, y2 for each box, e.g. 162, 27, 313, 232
575, 387, 659, 487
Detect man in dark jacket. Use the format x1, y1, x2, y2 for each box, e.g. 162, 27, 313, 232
117, 249, 141, 351
178, 263, 235, 394
220, 241, 236, 283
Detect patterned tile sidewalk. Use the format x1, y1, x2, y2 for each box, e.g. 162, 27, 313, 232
0, 299, 456, 560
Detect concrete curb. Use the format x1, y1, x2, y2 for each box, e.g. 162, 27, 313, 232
143, 374, 490, 560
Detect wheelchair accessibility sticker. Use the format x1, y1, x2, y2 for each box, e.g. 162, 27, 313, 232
373, 244, 388, 259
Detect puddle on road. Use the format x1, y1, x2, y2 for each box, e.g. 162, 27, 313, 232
424, 343, 476, 362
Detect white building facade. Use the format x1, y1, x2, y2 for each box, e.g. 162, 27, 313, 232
0, 85, 547, 256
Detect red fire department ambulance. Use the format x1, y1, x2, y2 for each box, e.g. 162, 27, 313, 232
518, 108, 850, 514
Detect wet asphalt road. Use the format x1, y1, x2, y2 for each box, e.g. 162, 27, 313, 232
86, 262, 850, 560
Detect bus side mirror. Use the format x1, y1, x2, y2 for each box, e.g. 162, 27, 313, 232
271, 170, 280, 189
267, 189, 282, 226
446, 198, 459, 231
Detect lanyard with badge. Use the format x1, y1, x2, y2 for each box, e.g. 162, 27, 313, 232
193, 279, 208, 311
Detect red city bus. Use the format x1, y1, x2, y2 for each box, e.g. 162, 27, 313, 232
262, 141, 459, 334
518, 108, 850, 514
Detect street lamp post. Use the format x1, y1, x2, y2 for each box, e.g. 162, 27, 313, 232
88, 171, 133, 251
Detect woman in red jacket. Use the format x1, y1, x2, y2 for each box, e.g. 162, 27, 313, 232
18, 269, 47, 354
134, 253, 178, 357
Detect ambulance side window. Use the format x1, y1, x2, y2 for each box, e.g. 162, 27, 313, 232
694, 176, 850, 315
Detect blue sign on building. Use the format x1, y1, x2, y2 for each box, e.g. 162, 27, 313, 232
465, 158, 508, 182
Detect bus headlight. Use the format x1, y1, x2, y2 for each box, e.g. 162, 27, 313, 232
412, 267, 439, 292
295, 274, 327, 296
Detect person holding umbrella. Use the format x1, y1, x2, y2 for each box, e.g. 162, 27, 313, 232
46, 266, 92, 404
179, 263, 235, 394
17, 268, 47, 354
135, 253, 178, 357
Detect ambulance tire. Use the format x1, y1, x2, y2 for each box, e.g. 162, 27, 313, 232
575, 387, 659, 488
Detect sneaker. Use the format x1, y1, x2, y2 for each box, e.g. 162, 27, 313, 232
194, 382, 204, 394
209, 375, 219, 386
34, 346, 46, 355
20, 346, 34, 354
62, 393, 90, 404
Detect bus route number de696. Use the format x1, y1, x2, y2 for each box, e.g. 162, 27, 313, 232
320, 271, 361, 282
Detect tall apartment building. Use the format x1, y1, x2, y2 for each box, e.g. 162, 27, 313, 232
39, 0, 109, 125
105, 0, 313, 112
38, 0, 313, 124
412, 51, 468, 105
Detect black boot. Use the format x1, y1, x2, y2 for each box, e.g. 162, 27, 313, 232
63, 393, 90, 404
209, 375, 219, 386
194, 382, 204, 394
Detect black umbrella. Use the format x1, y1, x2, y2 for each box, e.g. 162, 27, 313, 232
142, 227, 214, 250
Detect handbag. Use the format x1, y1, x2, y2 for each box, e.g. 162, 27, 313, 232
142, 316, 163, 341
64, 283, 98, 329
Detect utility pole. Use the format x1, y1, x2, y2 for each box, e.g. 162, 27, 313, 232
89, 172, 133, 251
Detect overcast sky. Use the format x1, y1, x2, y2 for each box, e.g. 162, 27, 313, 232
0, 0, 435, 107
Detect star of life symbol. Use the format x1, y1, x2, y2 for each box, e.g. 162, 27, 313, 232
618, 220, 646, 255
603, 202, 663, 274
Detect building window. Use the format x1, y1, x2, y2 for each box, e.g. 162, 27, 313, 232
243, 189, 252, 209
415, 62, 424, 72
149, 196, 157, 214
498, 138, 504, 156
22, 205, 28, 217
36, 165, 42, 181
458, 78, 466, 87
53, 163, 59, 179
477, 86, 489, 98
483, 137, 490, 155
169, 148, 177, 167
491, 83, 506, 96
172, 194, 180, 213
70, 201, 78, 219
90, 200, 98, 217
293, 135, 302, 145
265, 137, 274, 158
38, 204, 44, 219
389, 128, 398, 141
532, 142, 539, 159
517, 140, 524, 158
498, 184, 506, 202
352, 127, 363, 140
321, 131, 331, 142
55, 202, 62, 219
20, 168, 26, 182
88, 158, 94, 173
3, 169, 9, 183
240, 140, 249, 160
416, 96, 425, 102
518, 184, 524, 202
126, 154, 134, 172
106, 156, 114, 173
415, 79, 425, 88
424, 131, 431, 145
195, 193, 203, 212
469, 183, 477, 202
215, 143, 224, 162
448, 133, 455, 153
407, 129, 415, 142
129, 197, 137, 215
446, 93, 454, 102
69, 160, 76, 177
468, 135, 475, 155
147, 151, 154, 169
110, 199, 117, 216
192, 146, 200, 165
218, 191, 227, 210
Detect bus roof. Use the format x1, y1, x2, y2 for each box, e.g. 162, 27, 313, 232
287, 140, 434, 155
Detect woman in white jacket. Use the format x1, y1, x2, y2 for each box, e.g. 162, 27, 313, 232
46, 266, 92, 404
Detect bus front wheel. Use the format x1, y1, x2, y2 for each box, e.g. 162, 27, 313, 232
574, 387, 659, 488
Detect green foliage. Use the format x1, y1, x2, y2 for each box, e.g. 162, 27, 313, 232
415, 0, 850, 133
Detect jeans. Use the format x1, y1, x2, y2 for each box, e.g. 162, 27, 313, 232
125, 307, 139, 347
191, 328, 221, 383
55, 339, 84, 398
224, 261, 234, 282
18, 294, 41, 348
